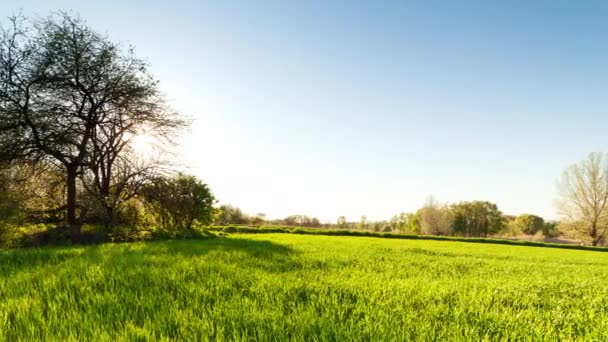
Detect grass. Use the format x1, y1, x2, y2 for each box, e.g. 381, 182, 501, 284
2, 233, 608, 340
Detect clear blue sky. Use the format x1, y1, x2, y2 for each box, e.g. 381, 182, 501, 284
6, 1, 608, 222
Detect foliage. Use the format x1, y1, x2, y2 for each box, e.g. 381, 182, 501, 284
380, 225, 392, 232
0, 194, 22, 247
250, 213, 267, 225
369, 221, 390, 232
451, 201, 504, 237
0, 13, 185, 226
141, 173, 216, 231
542, 220, 560, 238
0, 168, 24, 246
358, 215, 368, 230
417, 196, 453, 235
389, 212, 419, 233
0, 163, 65, 223
512, 214, 545, 235
282, 214, 321, 228
2, 234, 608, 339
214, 205, 250, 225
557, 152, 608, 246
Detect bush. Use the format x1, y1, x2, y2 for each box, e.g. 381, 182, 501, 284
142, 173, 216, 231
223, 226, 239, 233
0, 190, 25, 247
543, 221, 560, 238
513, 214, 545, 235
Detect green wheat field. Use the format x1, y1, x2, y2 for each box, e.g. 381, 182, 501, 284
2, 233, 608, 340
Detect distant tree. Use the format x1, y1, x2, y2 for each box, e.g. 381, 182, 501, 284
337, 216, 347, 228
283, 214, 321, 227
406, 213, 420, 234
543, 220, 560, 238
417, 196, 453, 235
503, 215, 516, 223
370, 221, 388, 232
142, 173, 215, 231
389, 213, 407, 233
381, 225, 392, 232
512, 214, 545, 235
251, 213, 266, 226
451, 201, 504, 237
557, 152, 608, 246
389, 212, 419, 234
358, 215, 368, 230
501, 215, 517, 235
214, 205, 249, 225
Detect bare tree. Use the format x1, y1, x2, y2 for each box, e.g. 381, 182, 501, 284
557, 152, 608, 246
417, 195, 453, 235
83, 87, 185, 224
0, 13, 184, 229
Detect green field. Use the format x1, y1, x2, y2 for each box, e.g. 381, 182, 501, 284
2, 234, 608, 340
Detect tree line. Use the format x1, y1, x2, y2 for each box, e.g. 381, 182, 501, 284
213, 152, 608, 246
213, 199, 556, 238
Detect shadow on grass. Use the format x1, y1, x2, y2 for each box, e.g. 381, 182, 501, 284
97, 238, 299, 274
0, 248, 83, 277
152, 237, 294, 258
0, 237, 295, 277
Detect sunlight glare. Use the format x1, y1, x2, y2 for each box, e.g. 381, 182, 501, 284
131, 132, 155, 157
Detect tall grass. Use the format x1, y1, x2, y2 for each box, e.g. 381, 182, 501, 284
2, 234, 608, 340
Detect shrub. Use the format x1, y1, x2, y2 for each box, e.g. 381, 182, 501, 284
0, 190, 24, 247
513, 214, 545, 235
142, 173, 216, 231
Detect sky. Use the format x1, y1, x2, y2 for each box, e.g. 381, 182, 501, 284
4, 1, 608, 222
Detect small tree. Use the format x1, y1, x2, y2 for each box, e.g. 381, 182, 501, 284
250, 213, 266, 226
543, 220, 559, 238
142, 173, 215, 231
358, 215, 368, 230
512, 214, 545, 235
283, 215, 321, 227
389, 213, 407, 233
557, 152, 608, 246
406, 213, 420, 234
417, 196, 453, 235
337, 216, 347, 228
214, 205, 249, 225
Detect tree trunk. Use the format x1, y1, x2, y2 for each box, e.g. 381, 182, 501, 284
591, 223, 599, 246
66, 164, 78, 229
104, 204, 114, 227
